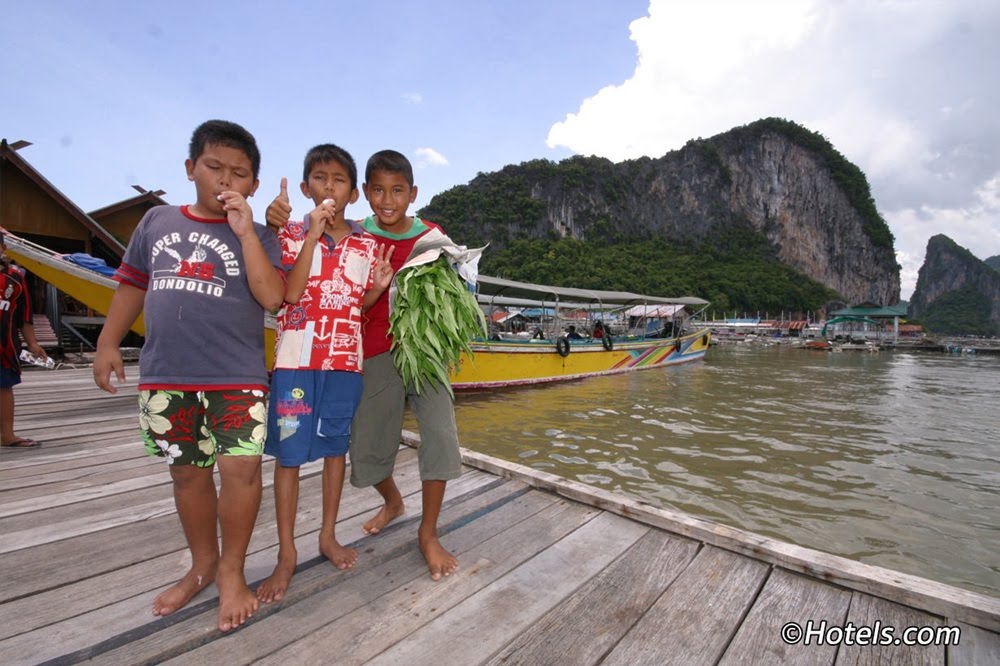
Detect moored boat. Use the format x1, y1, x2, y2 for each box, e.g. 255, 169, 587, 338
450, 275, 711, 390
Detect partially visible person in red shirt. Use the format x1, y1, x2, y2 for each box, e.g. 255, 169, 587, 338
0, 231, 49, 448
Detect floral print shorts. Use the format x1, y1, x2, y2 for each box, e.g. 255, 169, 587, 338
138, 389, 267, 467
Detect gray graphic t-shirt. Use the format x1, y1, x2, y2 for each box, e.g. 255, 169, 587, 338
116, 205, 283, 388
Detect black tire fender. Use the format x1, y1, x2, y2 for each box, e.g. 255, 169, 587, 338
556, 338, 571, 357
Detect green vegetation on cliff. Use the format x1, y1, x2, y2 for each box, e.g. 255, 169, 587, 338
482, 227, 837, 314
919, 286, 998, 336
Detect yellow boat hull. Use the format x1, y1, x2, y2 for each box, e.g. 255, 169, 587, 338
449, 329, 711, 390
6, 244, 146, 336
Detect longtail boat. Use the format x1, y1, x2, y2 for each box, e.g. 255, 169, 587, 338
449, 275, 711, 390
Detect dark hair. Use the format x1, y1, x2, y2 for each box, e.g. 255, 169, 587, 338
303, 144, 357, 190
365, 149, 413, 186
188, 120, 261, 179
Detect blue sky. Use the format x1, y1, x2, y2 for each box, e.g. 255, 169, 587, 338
3, 0, 999, 299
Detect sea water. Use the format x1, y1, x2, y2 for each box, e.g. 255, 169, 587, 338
410, 344, 1000, 597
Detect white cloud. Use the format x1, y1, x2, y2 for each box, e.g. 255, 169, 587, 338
414, 147, 449, 168
402, 92, 423, 105
546, 0, 1000, 300
887, 173, 1000, 298
547, 0, 819, 161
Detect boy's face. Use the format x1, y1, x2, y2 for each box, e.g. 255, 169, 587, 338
301, 160, 359, 212
185, 143, 259, 216
363, 169, 417, 230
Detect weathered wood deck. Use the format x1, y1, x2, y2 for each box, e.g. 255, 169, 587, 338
2, 367, 998, 665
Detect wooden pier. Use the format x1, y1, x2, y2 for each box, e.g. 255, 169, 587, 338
2, 367, 998, 665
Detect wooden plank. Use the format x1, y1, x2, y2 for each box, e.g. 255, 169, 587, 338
440, 435, 1000, 633
60, 477, 532, 666
0, 442, 139, 475
602, 545, 770, 666
949, 622, 1000, 665
0, 452, 466, 660
358, 511, 649, 666
719, 568, 852, 666
0, 457, 165, 503
835, 593, 942, 666
0, 453, 428, 633
0, 419, 141, 454
1, 447, 343, 522
484, 529, 699, 665
248, 496, 603, 666
0, 454, 158, 491
164, 481, 576, 665
0, 461, 500, 663
0, 496, 177, 554
243, 461, 498, 583
0, 458, 301, 540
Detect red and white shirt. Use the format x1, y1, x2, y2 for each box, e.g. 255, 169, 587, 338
274, 219, 378, 372
0, 263, 31, 372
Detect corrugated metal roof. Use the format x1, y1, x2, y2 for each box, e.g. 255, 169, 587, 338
830, 305, 907, 318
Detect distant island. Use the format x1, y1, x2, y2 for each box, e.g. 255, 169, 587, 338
909, 235, 1000, 336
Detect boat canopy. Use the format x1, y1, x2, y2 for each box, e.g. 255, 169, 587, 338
623, 304, 685, 317
476, 275, 708, 309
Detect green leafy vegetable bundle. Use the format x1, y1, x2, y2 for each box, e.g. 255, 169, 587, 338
389, 257, 487, 395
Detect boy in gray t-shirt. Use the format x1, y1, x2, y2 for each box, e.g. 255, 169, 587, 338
94, 119, 285, 633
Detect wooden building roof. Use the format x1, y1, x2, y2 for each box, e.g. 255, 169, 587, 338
88, 185, 168, 246
0, 139, 126, 259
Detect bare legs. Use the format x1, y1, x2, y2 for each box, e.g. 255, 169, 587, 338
255, 463, 299, 603
155, 456, 262, 632
152, 465, 218, 618
319, 455, 358, 569
214, 456, 262, 632
0, 387, 26, 445
257, 455, 355, 604
362, 476, 405, 535
364, 476, 457, 581
418, 480, 458, 581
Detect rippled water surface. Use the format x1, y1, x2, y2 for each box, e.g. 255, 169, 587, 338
408, 345, 1000, 596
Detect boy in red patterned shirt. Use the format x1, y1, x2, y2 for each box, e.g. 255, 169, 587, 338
256, 144, 393, 603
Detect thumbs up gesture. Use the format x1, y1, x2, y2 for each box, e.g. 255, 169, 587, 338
265, 177, 293, 231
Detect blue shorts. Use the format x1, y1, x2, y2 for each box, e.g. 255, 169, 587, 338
266, 369, 362, 467
0, 367, 21, 389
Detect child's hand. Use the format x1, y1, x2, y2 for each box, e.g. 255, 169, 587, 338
305, 199, 336, 242
219, 191, 254, 238
372, 244, 395, 292
93, 345, 125, 394
265, 178, 292, 230
27, 343, 48, 362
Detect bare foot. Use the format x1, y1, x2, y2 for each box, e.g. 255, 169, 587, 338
419, 533, 458, 581
255, 549, 297, 603
216, 564, 259, 632
319, 534, 358, 570
362, 500, 405, 535
152, 567, 215, 617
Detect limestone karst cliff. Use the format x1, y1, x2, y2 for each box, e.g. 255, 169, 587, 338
421, 118, 901, 306
909, 235, 1000, 335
